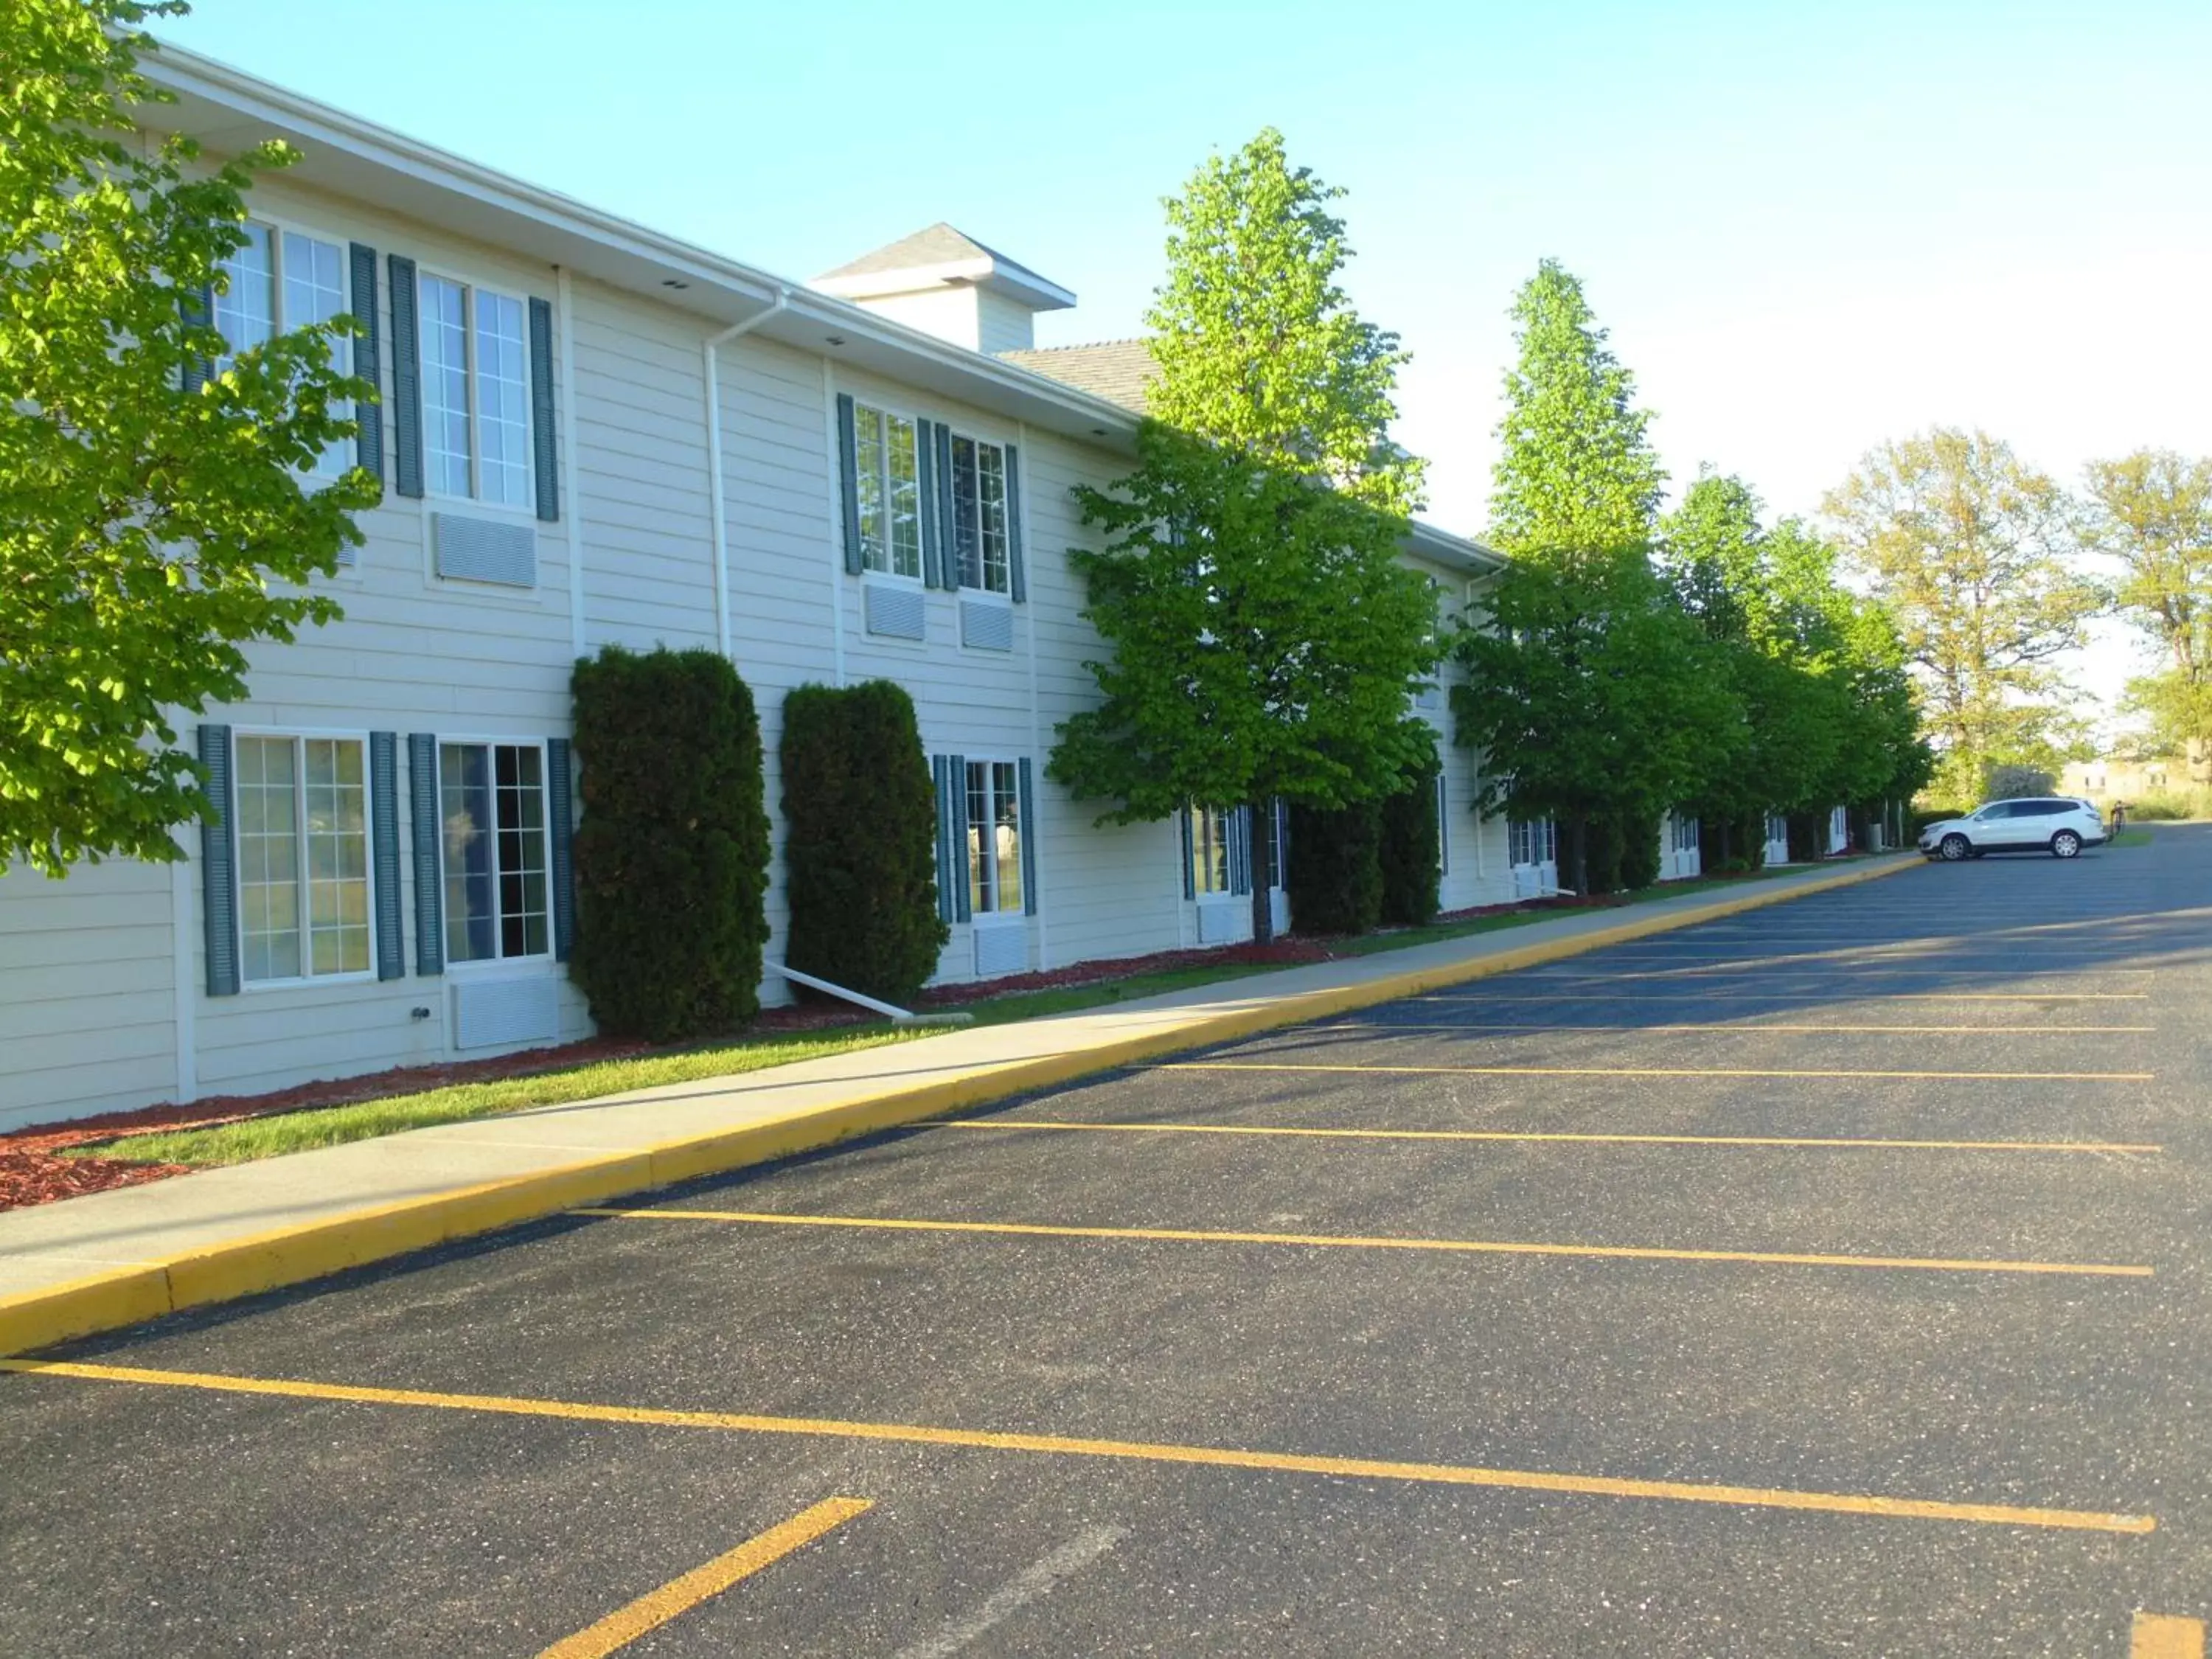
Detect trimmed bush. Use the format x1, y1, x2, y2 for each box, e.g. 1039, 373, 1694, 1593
779, 681, 948, 1004
1699, 810, 1766, 873
1287, 800, 1382, 935
1582, 813, 1625, 894
570, 645, 771, 1042
1617, 810, 1663, 890
1909, 804, 1966, 838
1377, 754, 1442, 928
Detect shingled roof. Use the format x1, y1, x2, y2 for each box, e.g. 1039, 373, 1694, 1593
814, 222, 1074, 310
995, 338, 1159, 415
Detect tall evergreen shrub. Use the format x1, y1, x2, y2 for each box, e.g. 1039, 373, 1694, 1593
570, 646, 770, 1041
779, 681, 947, 1004
1618, 811, 1663, 889
1287, 800, 1382, 935
1377, 755, 1442, 927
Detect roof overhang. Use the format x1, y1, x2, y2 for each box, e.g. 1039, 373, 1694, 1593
813, 257, 1077, 313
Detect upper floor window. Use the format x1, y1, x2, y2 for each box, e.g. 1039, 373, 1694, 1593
966, 760, 1024, 917
235, 734, 371, 982
440, 741, 549, 962
853, 404, 923, 580
950, 434, 1011, 594
420, 274, 532, 509
216, 223, 354, 478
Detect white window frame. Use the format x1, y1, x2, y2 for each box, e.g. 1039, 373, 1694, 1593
947, 425, 1015, 600
964, 757, 1026, 922
415, 263, 537, 515
1190, 803, 1234, 897
1508, 816, 1556, 869
213, 215, 360, 482
435, 734, 555, 970
852, 398, 926, 585
230, 726, 379, 991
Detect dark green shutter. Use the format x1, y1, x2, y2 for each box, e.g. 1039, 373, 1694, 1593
916, 418, 942, 588
934, 424, 957, 588
389, 255, 423, 499
949, 754, 972, 923
1179, 807, 1194, 901
198, 725, 239, 997
835, 392, 863, 575
180, 283, 215, 395
369, 731, 404, 981
1005, 442, 1028, 603
547, 737, 575, 962
347, 243, 383, 482
931, 756, 955, 924
529, 296, 559, 523
1018, 758, 1039, 917
408, 733, 443, 975
1229, 806, 1252, 897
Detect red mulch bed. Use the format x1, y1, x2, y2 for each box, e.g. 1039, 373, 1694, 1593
3, 873, 1812, 1215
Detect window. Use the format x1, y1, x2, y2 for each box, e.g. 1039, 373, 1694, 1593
440, 742, 549, 961
1509, 817, 1555, 868
1190, 804, 1232, 895
234, 734, 371, 983
1270, 798, 1287, 891
853, 404, 923, 579
965, 761, 1023, 916
950, 433, 1011, 594
1435, 776, 1450, 874
215, 223, 354, 477
1672, 815, 1700, 852
420, 274, 532, 509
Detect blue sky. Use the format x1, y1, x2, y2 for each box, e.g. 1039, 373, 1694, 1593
161, 0, 2212, 709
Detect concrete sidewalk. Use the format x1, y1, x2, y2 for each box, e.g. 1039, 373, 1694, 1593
0, 856, 1921, 1357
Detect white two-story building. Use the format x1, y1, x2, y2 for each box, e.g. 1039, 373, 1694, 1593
0, 44, 1557, 1132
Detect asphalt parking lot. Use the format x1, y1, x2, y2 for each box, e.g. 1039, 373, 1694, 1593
4, 830, 2207, 1657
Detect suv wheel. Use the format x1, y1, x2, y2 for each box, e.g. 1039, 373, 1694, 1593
1938, 832, 1971, 861
2051, 830, 2083, 859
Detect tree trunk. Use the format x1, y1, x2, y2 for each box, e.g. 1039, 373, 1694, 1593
1567, 815, 1589, 897
1248, 799, 1274, 945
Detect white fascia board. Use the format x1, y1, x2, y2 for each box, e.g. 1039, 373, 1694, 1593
813, 257, 1076, 313
1406, 524, 1507, 574
133, 40, 1125, 449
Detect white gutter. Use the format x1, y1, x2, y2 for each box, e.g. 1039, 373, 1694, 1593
702, 288, 791, 658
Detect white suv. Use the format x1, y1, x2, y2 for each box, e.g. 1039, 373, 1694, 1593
1918, 797, 2107, 861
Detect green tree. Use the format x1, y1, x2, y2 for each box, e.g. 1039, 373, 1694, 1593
1486, 259, 1666, 561
1823, 429, 2098, 801
1453, 260, 1725, 891
2081, 450, 2212, 776
1, 1, 378, 877
1051, 131, 1436, 941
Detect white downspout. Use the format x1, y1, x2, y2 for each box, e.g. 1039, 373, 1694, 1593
702, 287, 791, 658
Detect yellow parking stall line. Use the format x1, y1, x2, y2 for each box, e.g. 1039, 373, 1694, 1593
1313, 1021, 2157, 1035
1156, 1060, 2154, 1082
1416, 995, 2141, 1009
1529, 967, 2154, 981
928, 1117, 2163, 1155
2134, 1613, 2207, 1659
538, 1497, 872, 1659
0, 1360, 2155, 1535
571, 1205, 2154, 1279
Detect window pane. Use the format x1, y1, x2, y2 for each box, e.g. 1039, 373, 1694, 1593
494, 744, 549, 957
855, 406, 888, 572
302, 739, 369, 975
951, 435, 982, 589
476, 291, 532, 508
967, 762, 994, 914
237, 736, 301, 982
441, 742, 497, 961
886, 415, 922, 580
215, 223, 276, 369
284, 232, 353, 478
993, 762, 1021, 914
976, 442, 1009, 594
421, 276, 472, 498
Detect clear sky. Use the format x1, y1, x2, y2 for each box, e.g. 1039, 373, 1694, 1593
159, 0, 2212, 715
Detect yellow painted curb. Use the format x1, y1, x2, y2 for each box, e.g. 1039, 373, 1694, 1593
0, 856, 1919, 1359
